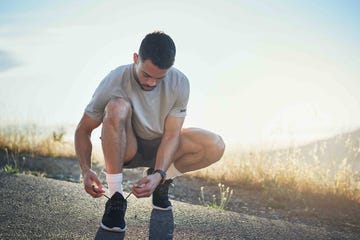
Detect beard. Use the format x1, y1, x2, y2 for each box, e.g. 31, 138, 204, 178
140, 84, 156, 91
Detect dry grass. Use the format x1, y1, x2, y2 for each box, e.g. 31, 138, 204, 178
192, 144, 360, 204
0, 124, 75, 159
1, 124, 360, 205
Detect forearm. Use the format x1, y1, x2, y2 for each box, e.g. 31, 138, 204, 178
154, 134, 180, 171
74, 129, 93, 175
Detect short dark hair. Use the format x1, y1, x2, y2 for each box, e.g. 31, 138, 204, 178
139, 31, 176, 69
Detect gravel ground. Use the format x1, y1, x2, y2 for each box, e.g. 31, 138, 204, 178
1, 172, 359, 240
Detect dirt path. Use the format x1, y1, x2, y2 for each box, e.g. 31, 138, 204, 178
1, 172, 359, 239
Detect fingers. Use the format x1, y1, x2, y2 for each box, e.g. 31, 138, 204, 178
83, 170, 105, 198
131, 177, 152, 198
133, 176, 149, 188
92, 184, 106, 198
131, 175, 161, 198
84, 181, 104, 198
131, 185, 152, 198
92, 175, 104, 192
82, 170, 162, 199
85, 184, 102, 198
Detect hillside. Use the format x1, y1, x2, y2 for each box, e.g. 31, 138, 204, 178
265, 128, 360, 171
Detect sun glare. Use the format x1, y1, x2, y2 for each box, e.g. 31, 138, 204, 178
263, 102, 335, 147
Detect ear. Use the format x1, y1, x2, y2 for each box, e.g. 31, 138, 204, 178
133, 53, 138, 64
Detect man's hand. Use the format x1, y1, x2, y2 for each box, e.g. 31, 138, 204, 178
82, 169, 105, 198
131, 173, 162, 198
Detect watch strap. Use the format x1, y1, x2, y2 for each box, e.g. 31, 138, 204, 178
153, 169, 166, 184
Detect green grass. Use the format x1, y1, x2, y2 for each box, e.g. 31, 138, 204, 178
199, 183, 233, 210
3, 163, 20, 174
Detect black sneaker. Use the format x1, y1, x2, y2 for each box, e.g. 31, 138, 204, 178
147, 168, 173, 211
100, 192, 127, 232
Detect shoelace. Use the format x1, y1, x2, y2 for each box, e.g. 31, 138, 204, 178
125, 192, 132, 200
92, 185, 132, 200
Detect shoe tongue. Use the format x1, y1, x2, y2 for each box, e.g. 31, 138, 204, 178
161, 179, 173, 186
111, 192, 124, 200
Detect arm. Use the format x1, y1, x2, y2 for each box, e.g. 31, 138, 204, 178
74, 113, 103, 197
131, 115, 184, 198
154, 115, 184, 172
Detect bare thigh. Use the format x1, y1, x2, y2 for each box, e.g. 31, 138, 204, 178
174, 127, 225, 172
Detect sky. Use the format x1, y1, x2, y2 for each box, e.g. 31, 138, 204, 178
1, 0, 360, 148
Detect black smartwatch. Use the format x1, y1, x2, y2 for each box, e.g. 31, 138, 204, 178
153, 169, 166, 184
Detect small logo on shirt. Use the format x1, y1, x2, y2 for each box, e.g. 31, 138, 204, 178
180, 109, 186, 113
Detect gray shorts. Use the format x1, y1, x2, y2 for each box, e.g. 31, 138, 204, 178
123, 136, 162, 168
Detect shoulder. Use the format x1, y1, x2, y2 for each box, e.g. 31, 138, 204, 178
166, 67, 190, 88
107, 64, 132, 81
99, 64, 132, 89
167, 67, 188, 81
164, 67, 190, 102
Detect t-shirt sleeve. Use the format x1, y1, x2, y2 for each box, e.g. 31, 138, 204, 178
169, 76, 190, 118
85, 71, 124, 121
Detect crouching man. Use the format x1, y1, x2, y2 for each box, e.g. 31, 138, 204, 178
75, 31, 225, 234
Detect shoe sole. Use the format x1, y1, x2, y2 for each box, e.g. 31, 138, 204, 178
152, 204, 172, 211
100, 222, 126, 232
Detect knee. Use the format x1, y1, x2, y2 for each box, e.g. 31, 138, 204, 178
206, 134, 225, 164
103, 98, 131, 126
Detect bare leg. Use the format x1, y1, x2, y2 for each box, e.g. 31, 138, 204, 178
101, 98, 137, 174
173, 128, 225, 173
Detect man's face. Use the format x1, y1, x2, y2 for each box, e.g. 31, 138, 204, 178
133, 53, 168, 91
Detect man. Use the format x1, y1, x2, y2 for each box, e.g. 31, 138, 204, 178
75, 31, 225, 233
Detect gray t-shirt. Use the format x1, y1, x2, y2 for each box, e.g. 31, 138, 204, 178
85, 64, 190, 140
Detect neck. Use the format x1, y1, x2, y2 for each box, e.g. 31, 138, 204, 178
132, 64, 142, 87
